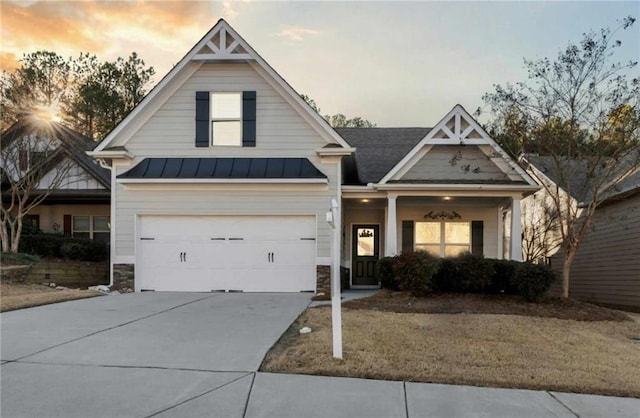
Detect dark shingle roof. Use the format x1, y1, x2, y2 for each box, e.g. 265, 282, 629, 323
526, 155, 640, 203
336, 127, 430, 184
1, 117, 111, 188
118, 158, 327, 180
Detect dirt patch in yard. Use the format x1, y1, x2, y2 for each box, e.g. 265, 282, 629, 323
262, 293, 640, 397
1, 281, 103, 312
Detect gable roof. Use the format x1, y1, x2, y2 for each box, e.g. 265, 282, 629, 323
378, 105, 537, 186
337, 128, 430, 184
2, 117, 110, 189
526, 155, 640, 204
92, 19, 352, 155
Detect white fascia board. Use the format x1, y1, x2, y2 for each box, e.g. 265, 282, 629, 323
379, 104, 537, 187
374, 183, 540, 193
316, 147, 356, 156
86, 150, 134, 160
117, 178, 328, 185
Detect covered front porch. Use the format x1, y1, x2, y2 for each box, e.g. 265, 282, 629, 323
341, 189, 524, 288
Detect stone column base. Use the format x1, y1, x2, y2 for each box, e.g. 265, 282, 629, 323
113, 264, 134, 291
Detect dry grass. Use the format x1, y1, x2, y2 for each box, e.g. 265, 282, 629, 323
1, 281, 103, 312
262, 294, 640, 397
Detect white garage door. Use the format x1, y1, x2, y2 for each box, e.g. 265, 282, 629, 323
137, 216, 316, 292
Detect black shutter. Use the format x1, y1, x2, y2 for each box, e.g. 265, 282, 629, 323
471, 221, 484, 256
195, 91, 209, 147
402, 221, 414, 253
242, 91, 256, 147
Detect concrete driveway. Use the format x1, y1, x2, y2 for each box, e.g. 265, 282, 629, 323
2, 292, 639, 418
1, 292, 310, 417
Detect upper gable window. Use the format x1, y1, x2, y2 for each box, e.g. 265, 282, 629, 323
195, 91, 256, 148
211, 92, 242, 146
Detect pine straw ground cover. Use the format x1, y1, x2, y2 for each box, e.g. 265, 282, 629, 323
261, 291, 640, 398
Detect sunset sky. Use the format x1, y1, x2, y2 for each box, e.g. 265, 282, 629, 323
1, 1, 639, 126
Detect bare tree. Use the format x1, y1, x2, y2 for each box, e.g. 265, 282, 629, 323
1, 118, 75, 253
482, 17, 640, 298
520, 192, 563, 263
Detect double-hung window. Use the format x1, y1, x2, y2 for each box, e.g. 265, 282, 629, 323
72, 216, 110, 243
211, 92, 242, 146
415, 221, 470, 257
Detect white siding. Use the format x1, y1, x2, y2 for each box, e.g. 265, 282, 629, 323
402, 146, 509, 182
125, 63, 327, 158
113, 62, 338, 262
37, 158, 106, 190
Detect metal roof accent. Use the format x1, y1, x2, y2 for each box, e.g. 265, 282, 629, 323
117, 158, 327, 180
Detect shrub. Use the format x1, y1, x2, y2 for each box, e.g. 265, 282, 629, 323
1, 252, 40, 266
514, 262, 556, 302
431, 253, 494, 293
18, 234, 109, 262
488, 259, 521, 294
392, 251, 440, 296
19, 233, 64, 258
430, 257, 462, 292
457, 253, 494, 293
375, 256, 397, 290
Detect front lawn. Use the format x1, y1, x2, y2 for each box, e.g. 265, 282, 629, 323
261, 291, 640, 398
1, 280, 103, 312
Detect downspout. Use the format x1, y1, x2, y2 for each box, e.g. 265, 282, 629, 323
97, 158, 115, 288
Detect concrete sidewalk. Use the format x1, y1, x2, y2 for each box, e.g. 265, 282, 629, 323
3, 367, 638, 417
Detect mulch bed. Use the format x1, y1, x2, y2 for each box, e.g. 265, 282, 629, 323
341, 289, 631, 322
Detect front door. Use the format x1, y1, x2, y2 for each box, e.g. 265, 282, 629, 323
352, 225, 380, 286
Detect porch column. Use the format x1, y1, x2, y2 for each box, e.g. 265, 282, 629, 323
385, 195, 398, 256
510, 196, 522, 261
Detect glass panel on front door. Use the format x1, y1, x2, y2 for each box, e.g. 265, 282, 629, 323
356, 228, 375, 256
352, 225, 380, 287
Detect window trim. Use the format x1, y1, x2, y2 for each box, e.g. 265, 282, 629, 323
414, 221, 471, 257
210, 92, 243, 147
72, 215, 110, 241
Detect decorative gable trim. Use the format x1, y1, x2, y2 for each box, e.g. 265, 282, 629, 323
378, 105, 538, 186
93, 19, 351, 154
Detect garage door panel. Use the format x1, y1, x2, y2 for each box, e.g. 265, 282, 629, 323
137, 216, 316, 292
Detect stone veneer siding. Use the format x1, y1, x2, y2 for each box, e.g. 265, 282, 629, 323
113, 263, 333, 293
316, 265, 331, 295
113, 263, 134, 290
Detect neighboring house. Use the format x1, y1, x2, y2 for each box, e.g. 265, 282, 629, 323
524, 156, 640, 310
1, 117, 111, 241
88, 19, 539, 293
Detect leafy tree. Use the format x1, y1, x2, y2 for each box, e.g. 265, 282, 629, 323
1, 118, 74, 253
482, 17, 639, 298
1, 51, 70, 130
301, 94, 376, 127
1, 51, 155, 140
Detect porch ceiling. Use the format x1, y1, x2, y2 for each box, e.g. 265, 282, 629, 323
344, 196, 511, 208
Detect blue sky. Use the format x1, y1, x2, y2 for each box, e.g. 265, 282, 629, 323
2, 1, 639, 126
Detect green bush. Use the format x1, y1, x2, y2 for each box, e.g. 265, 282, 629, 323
18, 234, 108, 262
375, 256, 397, 290
430, 257, 462, 292
487, 259, 520, 294
1, 252, 40, 265
19, 233, 64, 258
457, 253, 494, 293
431, 253, 494, 293
392, 251, 440, 296
513, 262, 556, 302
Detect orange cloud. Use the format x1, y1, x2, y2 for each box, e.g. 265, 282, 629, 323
0, 1, 227, 76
